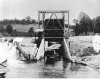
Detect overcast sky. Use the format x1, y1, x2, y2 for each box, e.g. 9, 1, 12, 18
0, 0, 100, 25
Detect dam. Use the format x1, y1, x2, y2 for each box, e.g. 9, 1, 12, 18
1, 10, 98, 78
15, 10, 73, 62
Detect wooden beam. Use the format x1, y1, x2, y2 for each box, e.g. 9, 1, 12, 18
38, 12, 40, 29
68, 12, 70, 35
38, 10, 70, 13
62, 12, 65, 37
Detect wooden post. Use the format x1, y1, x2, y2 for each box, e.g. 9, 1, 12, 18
38, 11, 40, 29
42, 13, 44, 29
62, 12, 65, 38
43, 13, 45, 29
35, 32, 36, 42
68, 12, 70, 35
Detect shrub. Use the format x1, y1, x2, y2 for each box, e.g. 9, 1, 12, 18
6, 25, 13, 34
81, 47, 99, 57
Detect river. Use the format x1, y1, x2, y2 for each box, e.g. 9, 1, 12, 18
0, 37, 100, 78
0, 59, 98, 78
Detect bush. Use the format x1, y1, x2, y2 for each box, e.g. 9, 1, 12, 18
6, 25, 13, 34
28, 27, 34, 37
81, 47, 99, 57
0, 25, 5, 32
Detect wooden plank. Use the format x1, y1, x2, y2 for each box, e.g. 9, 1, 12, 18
38, 10, 70, 13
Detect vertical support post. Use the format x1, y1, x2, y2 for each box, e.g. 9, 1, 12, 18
42, 12, 45, 61
42, 12, 45, 58
62, 12, 65, 38
44, 38, 45, 61
35, 32, 36, 42
42, 12, 45, 40
38, 11, 40, 29
43, 13, 45, 29
68, 11, 70, 35
42, 12, 44, 29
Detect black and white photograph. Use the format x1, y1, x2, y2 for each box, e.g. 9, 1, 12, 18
0, 0, 100, 78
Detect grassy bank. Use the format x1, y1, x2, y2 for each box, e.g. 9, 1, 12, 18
68, 36, 100, 72
3, 24, 42, 32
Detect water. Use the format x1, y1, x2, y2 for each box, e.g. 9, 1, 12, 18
0, 37, 100, 78
1, 59, 99, 78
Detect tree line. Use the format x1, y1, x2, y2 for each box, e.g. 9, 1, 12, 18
0, 16, 39, 37
1, 12, 100, 37
0, 24, 35, 37
72, 12, 100, 36
0, 16, 37, 25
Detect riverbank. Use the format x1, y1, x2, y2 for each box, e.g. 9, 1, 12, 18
0, 36, 100, 78
68, 36, 100, 73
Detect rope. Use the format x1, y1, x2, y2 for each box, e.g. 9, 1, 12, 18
0, 63, 6, 67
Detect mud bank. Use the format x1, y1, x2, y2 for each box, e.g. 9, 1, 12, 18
68, 36, 100, 73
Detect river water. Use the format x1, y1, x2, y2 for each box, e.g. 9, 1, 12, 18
0, 37, 100, 78
0, 59, 98, 78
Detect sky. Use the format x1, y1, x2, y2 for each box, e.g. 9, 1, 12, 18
0, 0, 100, 25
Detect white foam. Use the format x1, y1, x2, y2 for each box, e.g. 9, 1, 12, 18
13, 37, 23, 43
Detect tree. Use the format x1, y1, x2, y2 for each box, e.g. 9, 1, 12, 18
28, 27, 34, 37
21, 19, 26, 25
3, 19, 9, 25
79, 12, 93, 32
31, 19, 36, 24
25, 16, 31, 24
93, 16, 100, 33
25, 16, 31, 21
6, 25, 13, 34
0, 25, 5, 32
73, 12, 93, 35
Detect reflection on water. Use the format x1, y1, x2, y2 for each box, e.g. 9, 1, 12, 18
0, 75, 5, 78
0, 73, 6, 78
4, 59, 100, 78
1, 37, 100, 78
